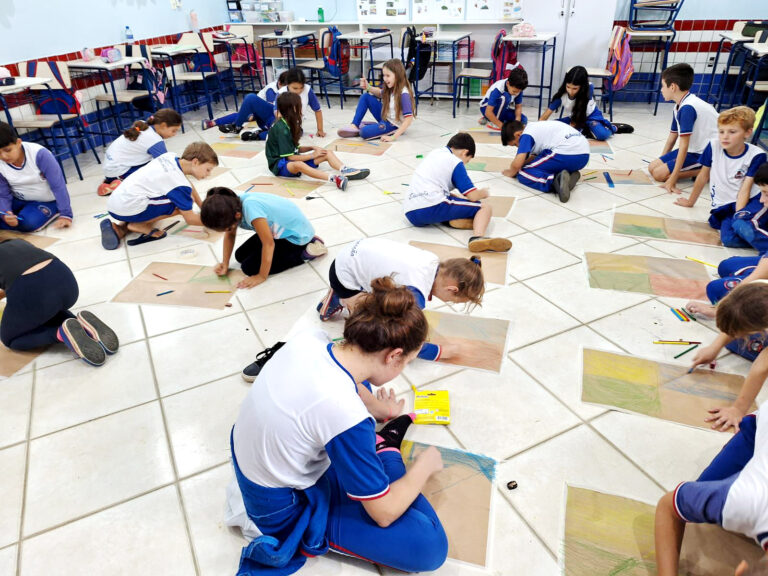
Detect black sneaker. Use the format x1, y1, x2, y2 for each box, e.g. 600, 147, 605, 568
241, 129, 262, 141
613, 123, 634, 134
553, 170, 574, 203
375, 414, 415, 452
242, 341, 286, 382
218, 123, 242, 134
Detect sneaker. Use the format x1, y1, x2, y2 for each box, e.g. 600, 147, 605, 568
337, 125, 360, 138
317, 288, 343, 321
340, 167, 370, 180
375, 414, 415, 451
242, 341, 286, 382
302, 240, 328, 260
478, 116, 488, 125
448, 218, 474, 230
613, 122, 634, 134
468, 236, 512, 253
97, 180, 120, 197
333, 174, 349, 191
241, 129, 262, 141
553, 169, 576, 203
218, 123, 242, 134
76, 310, 120, 354
201, 119, 216, 131
58, 318, 106, 366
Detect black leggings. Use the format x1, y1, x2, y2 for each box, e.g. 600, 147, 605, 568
1, 259, 79, 350
235, 233, 309, 276
329, 260, 363, 299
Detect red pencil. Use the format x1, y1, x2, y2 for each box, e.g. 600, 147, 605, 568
152, 273, 168, 281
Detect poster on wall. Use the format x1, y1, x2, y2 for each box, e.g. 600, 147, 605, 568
413, 0, 465, 22
466, 0, 522, 20
358, 0, 410, 20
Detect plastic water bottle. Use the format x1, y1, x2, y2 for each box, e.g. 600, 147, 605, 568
317, 6, 324, 22
125, 26, 134, 42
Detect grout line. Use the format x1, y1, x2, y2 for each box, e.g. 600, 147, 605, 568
14, 361, 36, 576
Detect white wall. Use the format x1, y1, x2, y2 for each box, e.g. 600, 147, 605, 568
614, 0, 766, 21
0, 0, 229, 65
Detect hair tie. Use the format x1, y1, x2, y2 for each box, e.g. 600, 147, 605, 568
148, 116, 154, 122
470, 256, 482, 267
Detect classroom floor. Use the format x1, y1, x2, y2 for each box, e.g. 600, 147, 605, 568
1, 96, 765, 576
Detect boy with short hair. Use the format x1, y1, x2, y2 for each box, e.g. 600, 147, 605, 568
403, 132, 512, 253
675, 106, 767, 250
0, 121, 73, 232
500, 119, 590, 203
479, 66, 529, 129
649, 63, 719, 193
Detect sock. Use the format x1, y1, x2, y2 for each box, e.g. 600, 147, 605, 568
329, 175, 335, 182
56, 326, 65, 343
375, 414, 415, 453
341, 164, 348, 171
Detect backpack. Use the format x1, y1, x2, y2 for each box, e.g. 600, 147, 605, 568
123, 44, 167, 113
404, 26, 432, 83
25, 61, 82, 116
605, 26, 634, 92
232, 43, 263, 76
491, 30, 519, 83
325, 25, 350, 77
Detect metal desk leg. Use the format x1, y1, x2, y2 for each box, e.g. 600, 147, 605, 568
548, 37, 556, 105
706, 37, 727, 103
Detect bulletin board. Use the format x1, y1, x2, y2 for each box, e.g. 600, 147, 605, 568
357, 0, 411, 21
413, 0, 465, 21
466, 0, 522, 20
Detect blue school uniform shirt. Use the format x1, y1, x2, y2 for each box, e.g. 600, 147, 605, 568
403, 147, 477, 212
699, 139, 766, 208
674, 407, 768, 551
276, 84, 322, 117
479, 78, 523, 117
238, 192, 315, 245
670, 92, 718, 154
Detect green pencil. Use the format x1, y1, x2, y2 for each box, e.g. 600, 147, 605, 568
674, 344, 699, 359
584, 176, 597, 181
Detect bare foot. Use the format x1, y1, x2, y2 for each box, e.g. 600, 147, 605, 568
126, 222, 155, 235
685, 301, 716, 319
112, 222, 128, 239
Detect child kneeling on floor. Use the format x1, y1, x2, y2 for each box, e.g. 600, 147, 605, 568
267, 92, 369, 191
101, 142, 217, 249
501, 119, 589, 203
0, 122, 73, 231
201, 187, 327, 289
403, 132, 512, 253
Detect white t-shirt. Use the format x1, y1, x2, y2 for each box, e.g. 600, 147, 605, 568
103, 127, 165, 178
404, 147, 477, 212
0, 142, 54, 203
517, 121, 590, 157
276, 84, 321, 117
232, 329, 373, 490
383, 86, 414, 125
335, 238, 439, 301
106, 152, 193, 217
700, 139, 767, 208
548, 83, 597, 118
257, 80, 280, 104
671, 93, 719, 155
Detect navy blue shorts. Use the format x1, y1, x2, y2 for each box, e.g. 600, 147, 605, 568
405, 198, 482, 227
109, 202, 177, 223
659, 150, 702, 173
275, 158, 318, 178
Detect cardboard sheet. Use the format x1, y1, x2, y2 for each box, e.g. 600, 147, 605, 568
423, 310, 509, 373
585, 252, 711, 299
563, 486, 764, 576
409, 241, 509, 285
581, 348, 754, 430
612, 212, 722, 246
0, 230, 60, 249
156, 217, 223, 244
189, 165, 230, 181
588, 139, 614, 156
235, 176, 324, 199
466, 129, 503, 144
325, 139, 392, 156
112, 262, 245, 309
485, 195, 516, 218
466, 156, 511, 173
401, 441, 495, 567
211, 142, 262, 159
585, 169, 654, 186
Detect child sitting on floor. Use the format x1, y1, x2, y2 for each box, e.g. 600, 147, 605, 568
101, 142, 217, 249
648, 63, 719, 194
200, 187, 326, 289
267, 92, 368, 190
275, 68, 326, 137
479, 66, 528, 129
403, 132, 512, 253
98, 108, 182, 196
501, 119, 589, 203
0, 122, 73, 231
337, 59, 415, 141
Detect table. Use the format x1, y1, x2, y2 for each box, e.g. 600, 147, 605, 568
413, 31, 473, 110
259, 30, 318, 81
213, 34, 261, 97
0, 77, 52, 128
337, 31, 394, 86
502, 32, 558, 118
706, 31, 754, 108
741, 42, 768, 107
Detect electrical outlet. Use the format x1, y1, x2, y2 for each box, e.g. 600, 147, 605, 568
707, 56, 714, 69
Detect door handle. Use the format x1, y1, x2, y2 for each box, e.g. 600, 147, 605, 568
560, 0, 565, 17
570, 0, 576, 16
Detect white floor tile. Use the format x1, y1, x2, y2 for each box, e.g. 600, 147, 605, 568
507, 233, 580, 281
0, 444, 25, 548
344, 202, 412, 236
246, 289, 328, 347
235, 263, 328, 311
0, 545, 16, 576
0, 373, 32, 449
508, 196, 580, 231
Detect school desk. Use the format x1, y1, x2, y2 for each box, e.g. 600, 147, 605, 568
259, 30, 319, 82
413, 31, 473, 111
706, 30, 753, 109
501, 31, 558, 118
337, 30, 395, 87
0, 77, 52, 130
213, 33, 261, 96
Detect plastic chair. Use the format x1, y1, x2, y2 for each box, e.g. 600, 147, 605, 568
586, 67, 616, 121
628, 0, 684, 31
452, 38, 494, 118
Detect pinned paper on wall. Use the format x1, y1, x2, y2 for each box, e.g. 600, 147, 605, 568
581, 348, 753, 429
112, 262, 244, 309
409, 240, 509, 284
465, 156, 511, 173
0, 230, 60, 249
235, 177, 324, 199
585, 252, 711, 299
401, 440, 496, 566
413, 0, 464, 20
611, 212, 722, 246
563, 486, 765, 576
325, 139, 392, 156
357, 0, 410, 20
423, 310, 509, 373
211, 142, 262, 159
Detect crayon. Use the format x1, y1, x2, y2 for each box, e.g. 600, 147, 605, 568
685, 256, 716, 268
674, 344, 698, 359
156, 290, 174, 296
152, 273, 168, 281
584, 176, 597, 181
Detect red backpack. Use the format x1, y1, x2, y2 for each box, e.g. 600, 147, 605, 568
491, 30, 520, 83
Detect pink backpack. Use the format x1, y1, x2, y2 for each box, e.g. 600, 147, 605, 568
491, 30, 520, 83
605, 26, 634, 91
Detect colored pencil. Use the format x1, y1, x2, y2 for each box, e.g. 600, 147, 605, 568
653, 340, 702, 345
675, 344, 699, 359
244, 184, 255, 193
0, 211, 23, 221
440, 132, 451, 136
205, 290, 231, 293
416, 154, 423, 158
685, 256, 716, 268
628, 169, 632, 176
601, 154, 607, 163
603, 172, 615, 188
680, 307, 697, 322
305, 196, 319, 200
162, 221, 180, 232
670, 308, 687, 321
401, 183, 410, 186
93, 213, 109, 219
584, 170, 598, 176
642, 159, 650, 163
152, 273, 168, 281
584, 176, 597, 181
156, 290, 174, 296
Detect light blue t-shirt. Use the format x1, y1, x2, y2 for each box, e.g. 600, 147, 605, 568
239, 192, 314, 245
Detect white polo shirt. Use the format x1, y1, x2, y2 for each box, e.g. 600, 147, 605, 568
103, 127, 166, 178
700, 139, 767, 208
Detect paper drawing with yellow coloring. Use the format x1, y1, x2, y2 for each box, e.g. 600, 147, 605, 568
235, 176, 324, 199
401, 441, 495, 566
562, 486, 764, 575
611, 212, 722, 246
423, 310, 509, 373
325, 139, 392, 156
581, 348, 754, 429
211, 142, 262, 159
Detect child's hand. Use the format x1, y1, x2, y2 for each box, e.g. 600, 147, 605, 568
52, 218, 72, 229
502, 168, 515, 179
2, 213, 18, 227
238, 274, 266, 289
359, 77, 368, 91
213, 262, 229, 276
705, 405, 746, 433
674, 195, 696, 207
662, 180, 682, 194
475, 187, 490, 199
690, 344, 720, 369
376, 387, 404, 421
417, 445, 444, 476
315, 130, 326, 138
380, 134, 396, 142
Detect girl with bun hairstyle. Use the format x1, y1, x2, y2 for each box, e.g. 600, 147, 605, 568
230, 277, 448, 574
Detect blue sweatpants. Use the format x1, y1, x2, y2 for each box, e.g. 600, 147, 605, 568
709, 202, 751, 249
233, 438, 447, 574
558, 109, 616, 141
216, 93, 275, 135
517, 151, 590, 193
696, 414, 757, 481
480, 105, 528, 125
730, 196, 768, 253
352, 93, 399, 140
0, 197, 60, 232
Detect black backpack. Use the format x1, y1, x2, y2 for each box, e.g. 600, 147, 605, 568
404, 27, 432, 83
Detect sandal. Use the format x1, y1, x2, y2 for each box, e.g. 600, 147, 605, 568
126, 228, 167, 246
100, 219, 120, 250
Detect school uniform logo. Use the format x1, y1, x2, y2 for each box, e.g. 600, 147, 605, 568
724, 279, 742, 291
734, 167, 747, 180
38, 205, 52, 217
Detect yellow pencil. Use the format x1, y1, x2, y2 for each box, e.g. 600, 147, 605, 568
205, 290, 232, 293
685, 256, 716, 268
584, 170, 598, 176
